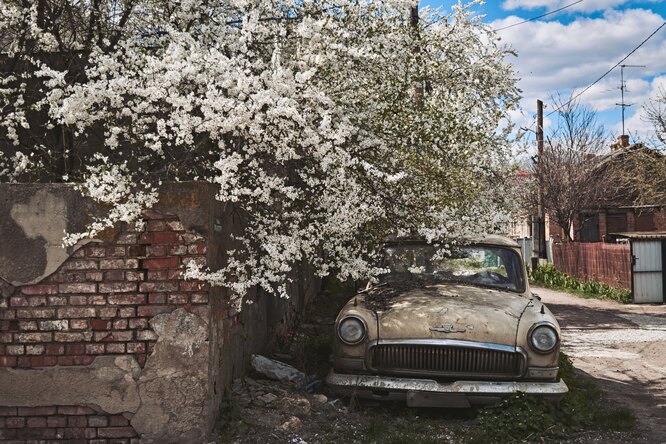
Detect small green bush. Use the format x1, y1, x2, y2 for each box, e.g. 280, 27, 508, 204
529, 264, 632, 304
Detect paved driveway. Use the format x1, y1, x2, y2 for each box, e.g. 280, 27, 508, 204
534, 286, 666, 443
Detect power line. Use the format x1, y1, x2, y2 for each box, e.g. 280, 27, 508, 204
545, 21, 666, 119
495, 0, 584, 32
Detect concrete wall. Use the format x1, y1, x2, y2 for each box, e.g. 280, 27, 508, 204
0, 183, 320, 443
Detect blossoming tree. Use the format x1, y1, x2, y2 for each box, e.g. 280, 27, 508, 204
0, 0, 519, 305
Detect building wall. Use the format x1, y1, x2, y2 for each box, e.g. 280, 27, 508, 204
0, 183, 320, 443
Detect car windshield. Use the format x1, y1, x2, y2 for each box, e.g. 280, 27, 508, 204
380, 243, 526, 292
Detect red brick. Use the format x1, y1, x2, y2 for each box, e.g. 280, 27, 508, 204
168, 244, 188, 255
127, 245, 146, 257
72, 248, 86, 258
89, 295, 107, 305
128, 318, 148, 329
26, 296, 47, 307
99, 308, 119, 318
107, 294, 146, 305
0, 320, 17, 331
94, 331, 134, 342
18, 406, 56, 416
85, 343, 106, 354
16, 308, 55, 319
0, 407, 17, 416
68, 415, 88, 427
26, 345, 45, 355
63, 260, 99, 270
167, 293, 188, 304
7, 345, 24, 355
125, 271, 145, 281
57, 426, 97, 439
39, 320, 69, 331
86, 246, 106, 257
127, 342, 145, 353
118, 308, 135, 318
141, 257, 179, 269
69, 295, 88, 305
106, 343, 125, 353
91, 319, 111, 330
137, 306, 174, 317
100, 259, 139, 270
191, 292, 209, 304
20, 284, 58, 295
139, 281, 178, 292
166, 220, 185, 231
70, 319, 89, 330
26, 417, 47, 427
104, 270, 125, 281
47, 416, 67, 427
139, 232, 178, 244
47, 296, 68, 305
55, 332, 92, 342
113, 319, 128, 329
64, 271, 87, 283
146, 270, 168, 280
46, 344, 65, 355
65, 344, 86, 355
17, 356, 32, 367
107, 246, 126, 257
18, 321, 37, 331
88, 416, 109, 427
9, 296, 29, 307
0, 332, 13, 342
14, 332, 52, 343
6, 417, 25, 428
1, 310, 16, 320
97, 427, 137, 438
145, 245, 166, 257
30, 355, 58, 367
179, 233, 203, 243
146, 220, 166, 231
15, 426, 58, 439
100, 283, 137, 293
137, 355, 147, 366
57, 307, 96, 318
103, 417, 127, 428
0, 356, 17, 366
86, 271, 105, 281
148, 293, 166, 304
58, 283, 97, 294
61, 355, 95, 365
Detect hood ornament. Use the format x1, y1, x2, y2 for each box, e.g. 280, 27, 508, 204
430, 323, 466, 333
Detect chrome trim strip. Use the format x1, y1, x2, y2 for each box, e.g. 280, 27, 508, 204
368, 339, 518, 354
326, 371, 569, 396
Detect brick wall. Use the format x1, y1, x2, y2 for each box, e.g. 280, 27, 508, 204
0, 406, 138, 442
552, 241, 631, 289
1, 211, 209, 370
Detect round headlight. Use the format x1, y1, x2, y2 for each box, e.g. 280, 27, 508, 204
338, 317, 366, 344
530, 324, 558, 353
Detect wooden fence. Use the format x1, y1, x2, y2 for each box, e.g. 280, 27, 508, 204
552, 242, 632, 289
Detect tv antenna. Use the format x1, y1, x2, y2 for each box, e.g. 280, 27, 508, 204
616, 64, 645, 135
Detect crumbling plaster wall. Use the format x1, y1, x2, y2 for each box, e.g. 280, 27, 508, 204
0, 182, 321, 443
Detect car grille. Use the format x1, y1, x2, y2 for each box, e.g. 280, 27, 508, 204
369, 343, 524, 378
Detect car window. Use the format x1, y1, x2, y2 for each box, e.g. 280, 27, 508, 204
381, 244, 525, 292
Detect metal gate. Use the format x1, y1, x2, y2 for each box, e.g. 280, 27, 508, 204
631, 239, 665, 303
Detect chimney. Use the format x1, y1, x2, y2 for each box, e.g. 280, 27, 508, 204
611, 135, 630, 152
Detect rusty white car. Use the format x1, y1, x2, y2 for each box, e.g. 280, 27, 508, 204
326, 236, 568, 407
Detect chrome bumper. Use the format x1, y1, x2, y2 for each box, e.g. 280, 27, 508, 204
326, 371, 568, 407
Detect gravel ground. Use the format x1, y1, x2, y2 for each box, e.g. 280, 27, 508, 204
534, 286, 666, 443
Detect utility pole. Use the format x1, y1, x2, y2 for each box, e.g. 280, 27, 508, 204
535, 99, 546, 262
616, 64, 645, 135
410, 3, 423, 108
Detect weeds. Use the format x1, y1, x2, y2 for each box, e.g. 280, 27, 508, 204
530, 264, 632, 304
466, 353, 635, 443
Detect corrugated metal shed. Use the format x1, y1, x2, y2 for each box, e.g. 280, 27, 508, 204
614, 233, 666, 304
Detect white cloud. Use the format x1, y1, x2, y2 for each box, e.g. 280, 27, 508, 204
502, 0, 646, 13
493, 8, 666, 132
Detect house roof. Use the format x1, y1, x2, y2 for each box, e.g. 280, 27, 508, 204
613, 231, 666, 240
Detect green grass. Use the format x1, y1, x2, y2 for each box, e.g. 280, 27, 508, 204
529, 264, 632, 304
465, 353, 635, 443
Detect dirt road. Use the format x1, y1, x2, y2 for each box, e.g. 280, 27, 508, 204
534, 286, 666, 443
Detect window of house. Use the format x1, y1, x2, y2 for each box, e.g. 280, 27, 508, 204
579, 214, 599, 242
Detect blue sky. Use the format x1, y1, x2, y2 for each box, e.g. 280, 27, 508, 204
421, 0, 666, 149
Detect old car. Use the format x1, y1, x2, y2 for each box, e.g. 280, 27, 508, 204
326, 235, 568, 407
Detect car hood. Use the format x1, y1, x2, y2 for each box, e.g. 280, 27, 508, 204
368, 283, 529, 346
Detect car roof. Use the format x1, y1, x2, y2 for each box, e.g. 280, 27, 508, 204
383, 234, 520, 248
